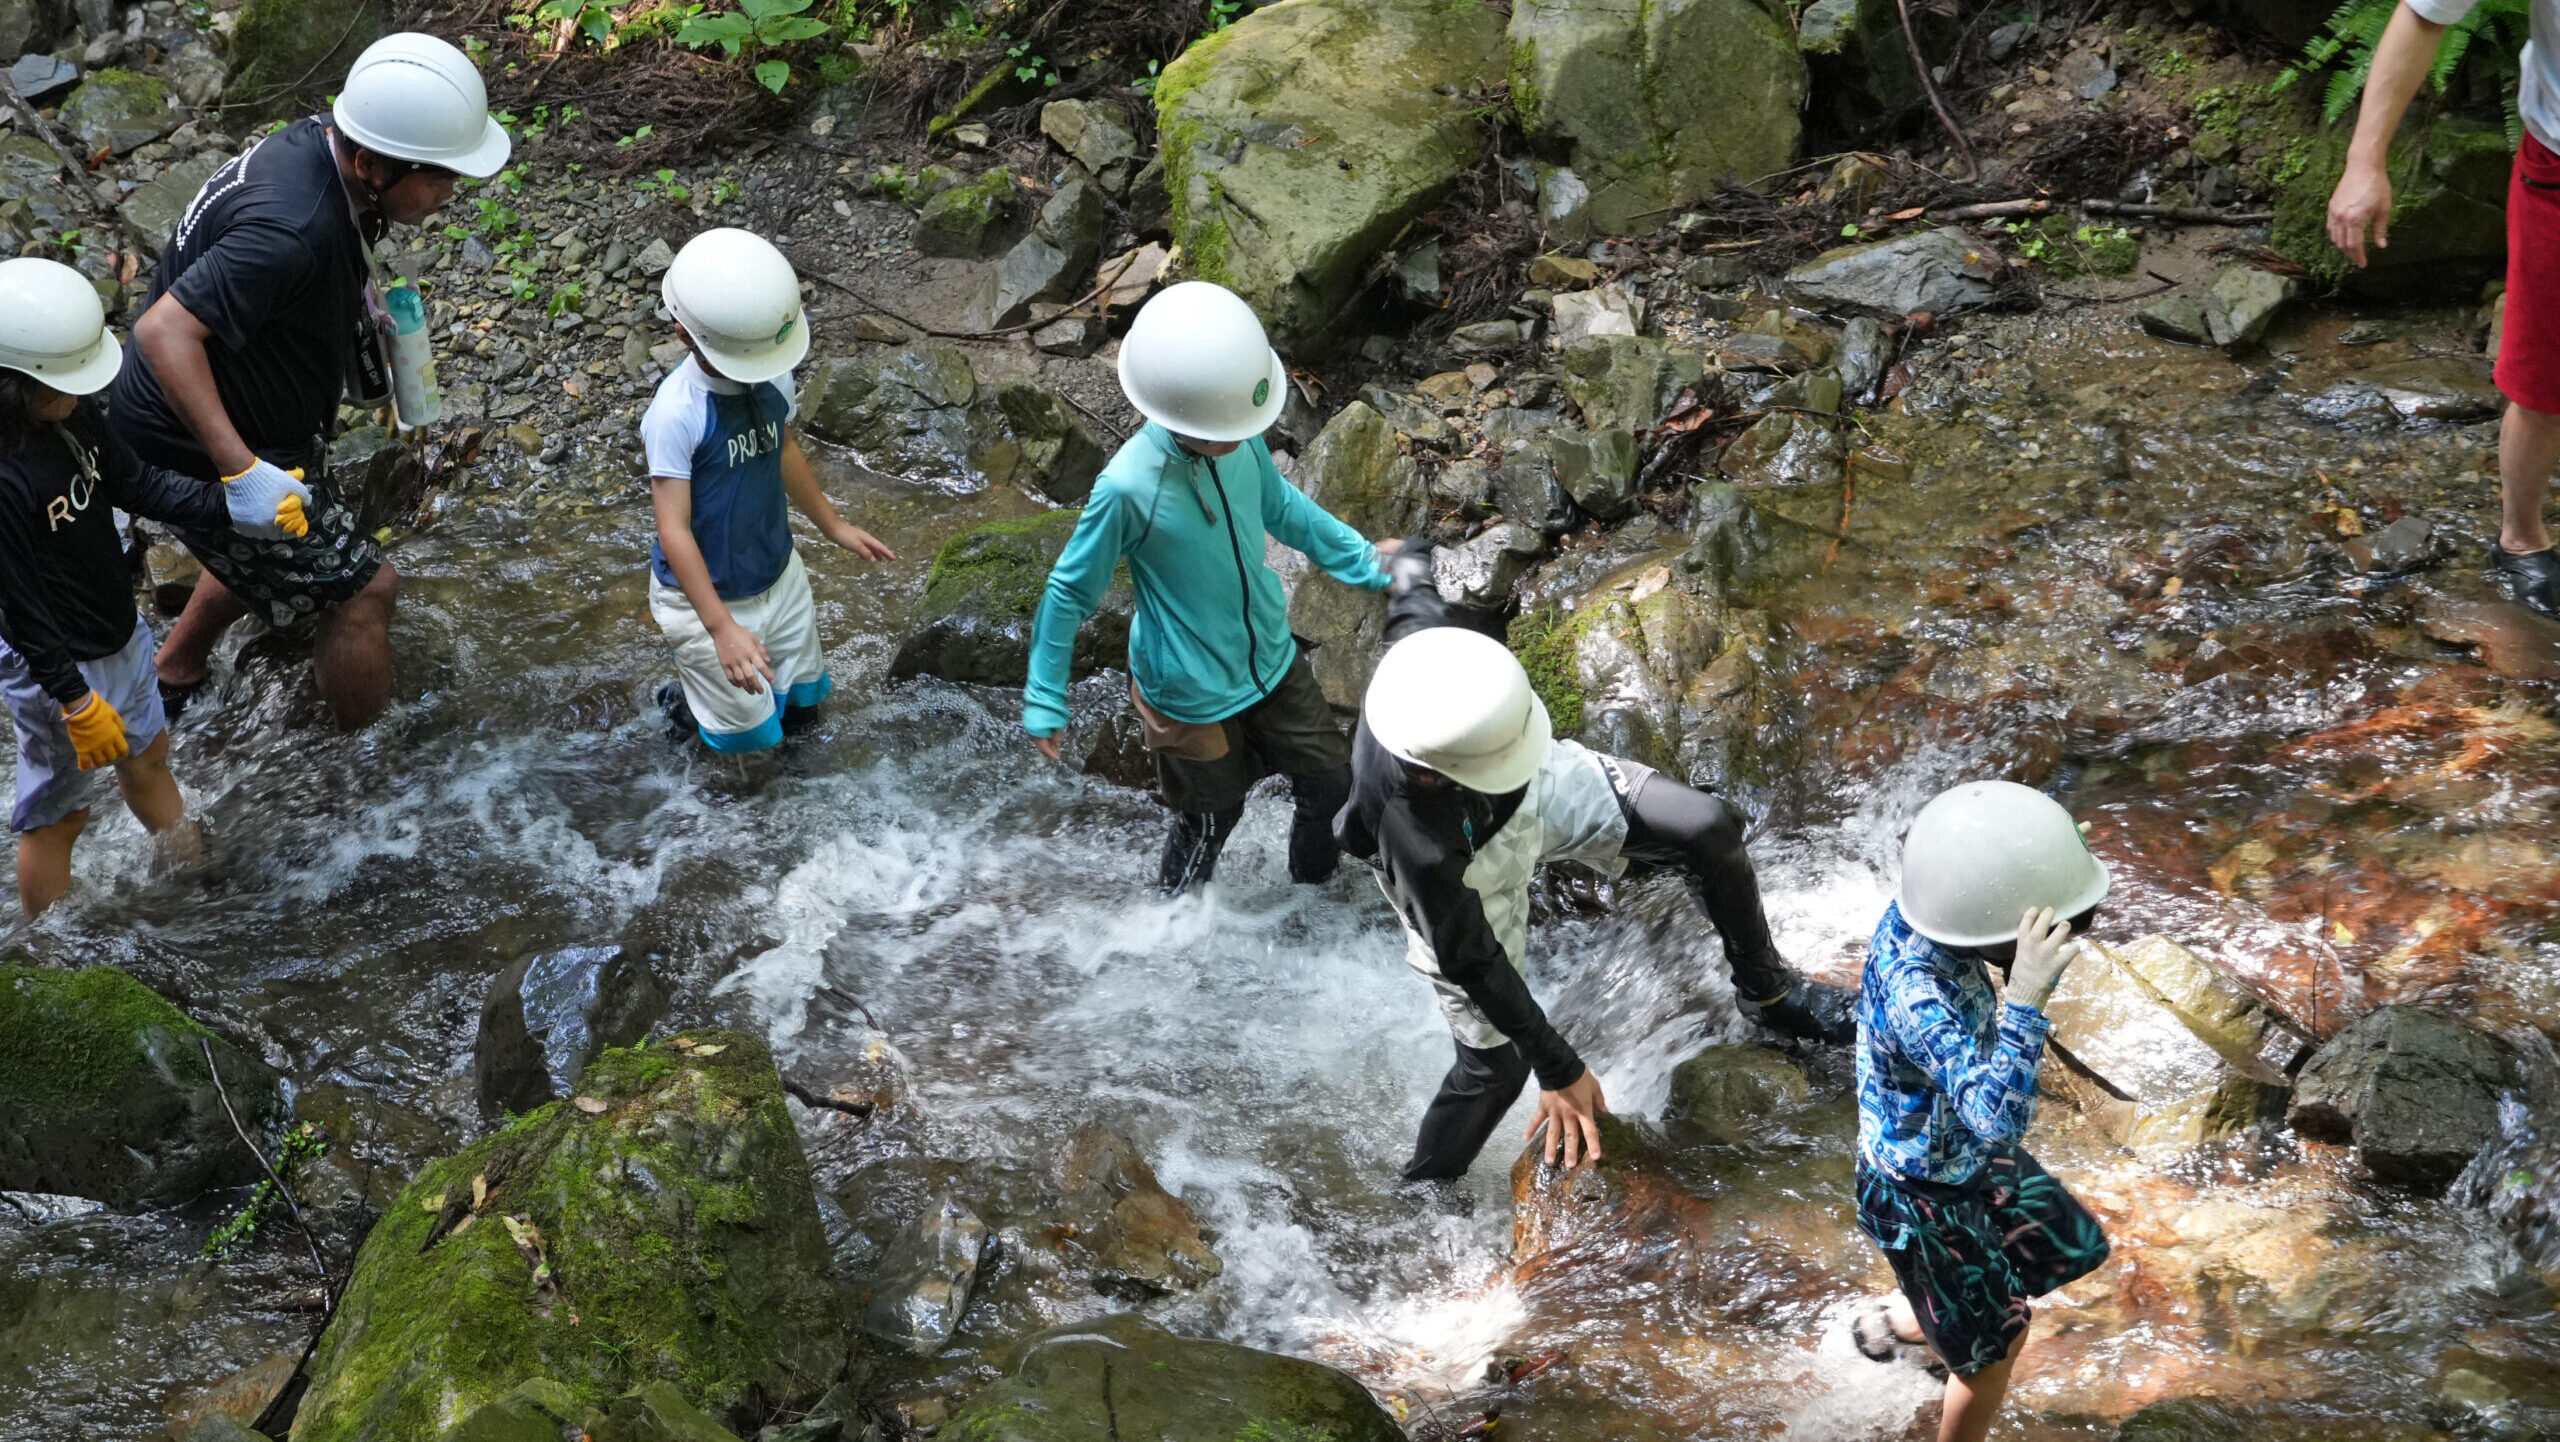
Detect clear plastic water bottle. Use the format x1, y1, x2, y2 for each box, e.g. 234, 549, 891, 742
383, 282, 442, 427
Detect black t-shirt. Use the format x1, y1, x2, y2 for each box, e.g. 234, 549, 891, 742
0, 400, 228, 705
110, 117, 377, 477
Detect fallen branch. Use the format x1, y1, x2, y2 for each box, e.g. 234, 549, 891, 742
201, 1035, 330, 1286
1930, 198, 2051, 220
2082, 199, 2273, 225
1895, 0, 1978, 183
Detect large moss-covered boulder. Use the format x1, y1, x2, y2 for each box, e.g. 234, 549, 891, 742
0, 963, 284, 1211
886, 510, 1131, 686
913, 169, 1028, 259
1156, 0, 1508, 349
227, 0, 386, 121
57, 69, 174, 157
943, 1312, 1401, 1442
292, 1031, 847, 1442
1509, 0, 1804, 234
2274, 110, 2509, 299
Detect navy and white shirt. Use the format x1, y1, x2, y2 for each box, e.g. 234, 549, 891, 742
1856, 902, 2051, 1197
640, 355, 797, 600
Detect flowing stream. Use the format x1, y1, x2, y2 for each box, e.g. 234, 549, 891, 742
5, 295, 2559, 1440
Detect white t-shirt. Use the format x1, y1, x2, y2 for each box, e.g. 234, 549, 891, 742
638, 355, 798, 481
2409, 0, 2558, 151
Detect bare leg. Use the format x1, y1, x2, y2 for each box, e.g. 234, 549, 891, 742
155, 568, 248, 687
114, 732, 185, 832
1885, 1292, 1926, 1343
16, 808, 91, 918
311, 561, 399, 730
1937, 1330, 2025, 1442
2499, 401, 2560, 555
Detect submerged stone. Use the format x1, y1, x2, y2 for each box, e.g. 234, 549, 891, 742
472, 945, 668, 1122
1664, 1044, 1813, 1144
887, 510, 1131, 687
293, 1031, 847, 1441
2138, 294, 2213, 346
1055, 1126, 1222, 1298
942, 1312, 1400, 1441
0, 963, 282, 1211
2042, 943, 2286, 1150
857, 1193, 985, 1355
2302, 357, 2504, 426
2289, 1005, 2538, 1191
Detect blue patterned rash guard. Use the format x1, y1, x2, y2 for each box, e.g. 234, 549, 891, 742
1856, 902, 2052, 1201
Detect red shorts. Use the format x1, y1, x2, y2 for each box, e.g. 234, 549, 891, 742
2499, 134, 2560, 415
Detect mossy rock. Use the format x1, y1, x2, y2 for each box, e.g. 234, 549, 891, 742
0, 962, 283, 1211
913, 170, 1029, 259
943, 1312, 1402, 1442
2273, 109, 2509, 300
886, 510, 1132, 687
225, 0, 387, 124
292, 1031, 846, 1442
1157, 0, 1509, 349
56, 69, 173, 156
1664, 1044, 1813, 1143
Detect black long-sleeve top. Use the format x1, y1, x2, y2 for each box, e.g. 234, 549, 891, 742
0, 399, 228, 706
1334, 575, 1587, 1091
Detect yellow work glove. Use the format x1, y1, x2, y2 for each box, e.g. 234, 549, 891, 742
220, 460, 312, 540
61, 690, 130, 770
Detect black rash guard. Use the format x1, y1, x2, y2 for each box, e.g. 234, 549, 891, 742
0, 400, 229, 705
1334, 584, 1588, 1092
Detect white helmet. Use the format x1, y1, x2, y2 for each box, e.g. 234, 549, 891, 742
0, 257, 121, 396
1365, 626, 1553, 795
1898, 780, 2111, 948
332, 33, 512, 179
1117, 280, 1287, 444
663, 228, 809, 385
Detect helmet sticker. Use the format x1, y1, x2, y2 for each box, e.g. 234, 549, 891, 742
1252, 378, 1270, 407
775, 314, 798, 344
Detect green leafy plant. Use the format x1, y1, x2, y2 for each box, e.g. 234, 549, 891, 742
1005, 37, 1059, 87
616, 124, 655, 148
548, 281, 587, 317
534, 0, 618, 46
676, 0, 830, 91
634, 168, 692, 204
1132, 58, 1163, 96
712, 176, 741, 205
2276, 0, 2528, 142
1208, 0, 1244, 29
1840, 221, 1862, 238
203, 1125, 328, 1259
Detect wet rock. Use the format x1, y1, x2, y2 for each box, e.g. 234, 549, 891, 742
2461, 1100, 2560, 1293
993, 383, 1107, 505
913, 169, 1026, 260
1356, 385, 1455, 450
2418, 596, 2560, 681
2289, 1005, 2537, 1190
8, 53, 78, 104
1665, 1045, 1813, 1144
473, 945, 669, 1122
1038, 98, 1138, 187
1551, 283, 1642, 345
0, 964, 283, 1211
2344, 516, 2437, 574
169, 1351, 302, 1440
1833, 315, 1890, 399
595, 1382, 749, 1442
992, 174, 1105, 326
223, 0, 385, 122
888, 510, 1131, 686
1157, 0, 1507, 348
2042, 944, 2288, 1149
116, 152, 222, 255
798, 345, 1008, 487
2094, 936, 2315, 1084
856, 1193, 984, 1355
1548, 425, 1639, 520
1786, 228, 1998, 318
2205, 263, 2302, 350
1561, 334, 1707, 431
329, 426, 432, 536
1507, 0, 1803, 235
182, 1418, 277, 1442
1295, 400, 1427, 537
1718, 410, 1843, 486
1431, 455, 1494, 512
1056, 1126, 1221, 1297
1288, 567, 1388, 709
944, 1312, 1398, 1441
445, 1378, 596, 1442
2303, 357, 2504, 425
145, 538, 203, 614
2275, 113, 2508, 300
57, 68, 172, 156
1559, 575, 1722, 769
1451, 318, 1524, 354
294, 1031, 846, 1441
1493, 446, 1581, 539
2138, 294, 2213, 346
1434, 522, 1542, 607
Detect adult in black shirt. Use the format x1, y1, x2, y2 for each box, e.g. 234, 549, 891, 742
114, 32, 509, 729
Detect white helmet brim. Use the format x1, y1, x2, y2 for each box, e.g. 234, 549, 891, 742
38, 330, 124, 396
445, 116, 514, 179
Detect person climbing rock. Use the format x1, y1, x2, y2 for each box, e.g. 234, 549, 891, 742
642, 228, 895, 754
2328, 0, 2560, 613
1336, 551, 1856, 1182
0, 260, 275, 914
112, 32, 510, 729
1846, 780, 2114, 1442
1020, 281, 1400, 896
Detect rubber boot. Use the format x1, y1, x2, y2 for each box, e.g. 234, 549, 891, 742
1157, 806, 1243, 897
1287, 767, 1352, 883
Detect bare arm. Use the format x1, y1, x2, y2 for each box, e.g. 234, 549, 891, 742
778, 432, 895, 561
2328, 4, 2451, 267
651, 476, 771, 694
133, 294, 257, 477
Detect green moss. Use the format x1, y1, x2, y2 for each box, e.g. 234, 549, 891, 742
1507, 39, 1542, 128
1153, 23, 1241, 289
0, 963, 209, 1108
1236, 1423, 1349, 1442
226, 0, 384, 122
922, 509, 1087, 621
1506, 605, 1589, 736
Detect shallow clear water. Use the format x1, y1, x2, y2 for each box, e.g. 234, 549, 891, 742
5, 297, 2559, 1440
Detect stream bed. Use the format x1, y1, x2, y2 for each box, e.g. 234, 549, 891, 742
4, 292, 2558, 1440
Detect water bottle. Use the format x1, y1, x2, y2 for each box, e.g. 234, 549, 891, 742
383, 283, 443, 428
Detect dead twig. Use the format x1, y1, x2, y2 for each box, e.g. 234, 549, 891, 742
1930, 198, 2051, 220
2082, 199, 2274, 225
200, 1035, 331, 1286
1895, 0, 1978, 183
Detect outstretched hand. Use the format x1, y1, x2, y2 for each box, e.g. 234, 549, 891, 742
831, 523, 898, 562
2327, 160, 2393, 269
1527, 1069, 1608, 1169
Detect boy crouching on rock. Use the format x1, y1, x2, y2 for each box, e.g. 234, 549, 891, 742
642, 228, 894, 753
1850, 780, 2114, 1442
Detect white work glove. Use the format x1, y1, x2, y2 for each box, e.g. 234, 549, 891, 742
2006, 906, 2082, 1011
221, 459, 312, 541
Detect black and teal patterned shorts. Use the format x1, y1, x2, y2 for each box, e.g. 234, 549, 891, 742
178, 473, 383, 629
1856, 1145, 2111, 1377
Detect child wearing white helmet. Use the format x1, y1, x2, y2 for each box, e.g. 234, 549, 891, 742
0, 259, 286, 914
1336, 557, 1855, 1182
641, 228, 895, 753
1847, 780, 2114, 1441
1022, 281, 1402, 896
